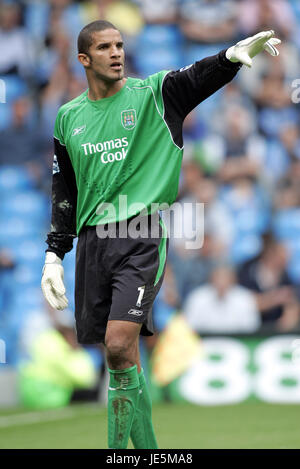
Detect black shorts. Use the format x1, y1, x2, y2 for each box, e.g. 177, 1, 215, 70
74, 213, 168, 344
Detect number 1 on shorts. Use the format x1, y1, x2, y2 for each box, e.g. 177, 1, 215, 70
136, 286, 145, 307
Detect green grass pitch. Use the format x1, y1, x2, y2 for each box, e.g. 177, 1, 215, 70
0, 402, 299, 449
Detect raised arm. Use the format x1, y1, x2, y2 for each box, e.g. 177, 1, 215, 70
162, 30, 280, 148
162, 50, 241, 141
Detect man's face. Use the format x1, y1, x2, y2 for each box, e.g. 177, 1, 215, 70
82, 28, 125, 82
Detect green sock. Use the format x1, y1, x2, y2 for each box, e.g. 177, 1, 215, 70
130, 368, 158, 449
107, 365, 139, 449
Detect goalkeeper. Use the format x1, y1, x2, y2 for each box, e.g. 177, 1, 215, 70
41, 21, 280, 449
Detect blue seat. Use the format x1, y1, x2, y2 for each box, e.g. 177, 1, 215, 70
135, 48, 183, 76
287, 263, 300, 285
23, 1, 49, 41
230, 233, 262, 265
10, 286, 44, 312
134, 24, 184, 75
184, 43, 224, 65
0, 102, 12, 130
0, 166, 34, 193
64, 267, 75, 284
281, 240, 300, 285
0, 75, 27, 102
10, 237, 46, 266
0, 190, 49, 221
273, 209, 300, 241
0, 217, 42, 246
138, 24, 183, 49
13, 264, 42, 287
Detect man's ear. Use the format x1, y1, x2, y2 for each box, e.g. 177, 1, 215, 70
78, 53, 91, 67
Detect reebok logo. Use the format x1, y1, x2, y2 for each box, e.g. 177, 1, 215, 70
72, 125, 86, 136
128, 309, 143, 317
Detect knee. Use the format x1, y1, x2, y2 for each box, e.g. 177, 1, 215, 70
106, 337, 127, 359
105, 336, 133, 368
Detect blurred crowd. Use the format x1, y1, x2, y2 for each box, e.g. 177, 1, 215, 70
1, 0, 300, 367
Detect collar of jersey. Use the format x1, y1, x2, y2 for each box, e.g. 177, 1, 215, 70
85, 77, 133, 107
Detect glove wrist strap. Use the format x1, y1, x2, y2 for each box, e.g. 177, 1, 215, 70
45, 252, 62, 265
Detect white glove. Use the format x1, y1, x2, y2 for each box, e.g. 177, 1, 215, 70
226, 30, 281, 68
41, 252, 68, 310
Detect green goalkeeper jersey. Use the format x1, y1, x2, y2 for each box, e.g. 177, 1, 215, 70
47, 50, 241, 259
54, 71, 182, 233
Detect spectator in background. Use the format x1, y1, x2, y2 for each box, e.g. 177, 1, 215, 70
238, 234, 300, 331
0, 248, 16, 363
282, 125, 300, 188
152, 263, 179, 333
18, 307, 97, 409
238, 0, 296, 40
237, 33, 299, 108
40, 67, 87, 141
244, 66, 299, 187
167, 172, 234, 261
0, 0, 35, 79
135, 0, 177, 24
179, 0, 237, 45
169, 231, 221, 303
36, 27, 71, 88
0, 96, 46, 166
215, 104, 264, 182
183, 263, 261, 333
0, 248, 15, 315
39, 32, 74, 135
279, 122, 300, 165
178, 158, 203, 199
272, 179, 300, 284
255, 70, 292, 112
218, 176, 271, 264
194, 178, 234, 255
273, 178, 300, 212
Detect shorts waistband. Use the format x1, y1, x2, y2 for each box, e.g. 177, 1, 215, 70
80, 212, 161, 234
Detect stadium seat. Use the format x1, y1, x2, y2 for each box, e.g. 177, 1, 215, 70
135, 48, 183, 76
0, 75, 27, 102
10, 238, 46, 266
0, 218, 42, 246
273, 209, 300, 241
184, 43, 225, 65
230, 233, 262, 265
138, 24, 183, 49
134, 24, 184, 75
13, 264, 43, 288
0, 102, 12, 131
0, 191, 49, 222
0, 166, 35, 193
23, 1, 49, 41
10, 286, 45, 314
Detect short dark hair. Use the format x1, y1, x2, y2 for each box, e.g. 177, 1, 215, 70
77, 20, 118, 55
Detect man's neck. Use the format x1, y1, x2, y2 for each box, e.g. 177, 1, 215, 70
87, 77, 127, 101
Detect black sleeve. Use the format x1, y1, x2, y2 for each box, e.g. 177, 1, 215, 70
162, 49, 242, 148
45, 137, 78, 260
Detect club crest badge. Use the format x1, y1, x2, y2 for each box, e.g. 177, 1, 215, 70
121, 109, 136, 130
